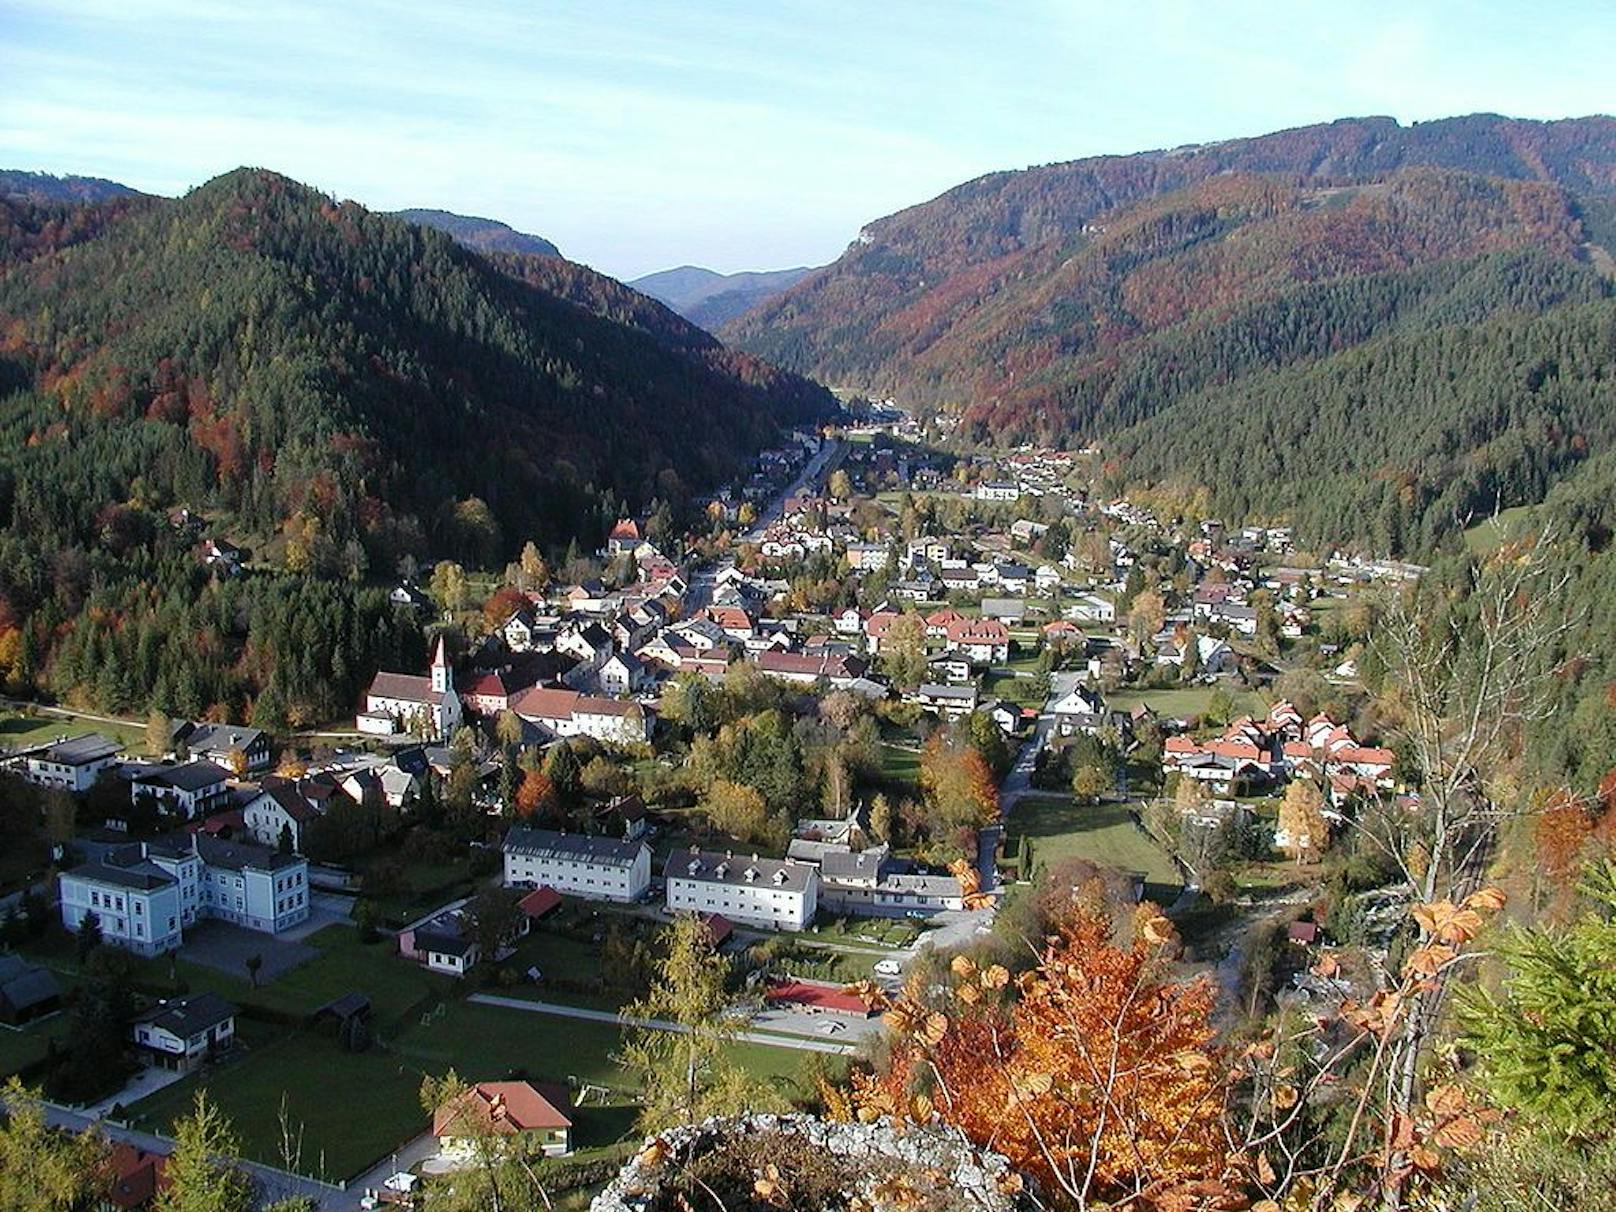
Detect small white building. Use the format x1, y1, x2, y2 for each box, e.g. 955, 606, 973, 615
502, 827, 652, 902
128, 760, 232, 822
24, 734, 122, 792
663, 848, 818, 932
132, 992, 237, 1072
511, 688, 652, 747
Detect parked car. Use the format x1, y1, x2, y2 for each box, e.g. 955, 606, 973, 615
873, 958, 903, 978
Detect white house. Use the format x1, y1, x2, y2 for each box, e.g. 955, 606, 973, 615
502, 827, 652, 902
975, 481, 1020, 502
1065, 593, 1116, 624
132, 992, 236, 1072
357, 637, 463, 738
510, 688, 651, 746
663, 848, 818, 932
598, 651, 650, 697
241, 781, 321, 851
128, 760, 231, 822
24, 734, 122, 792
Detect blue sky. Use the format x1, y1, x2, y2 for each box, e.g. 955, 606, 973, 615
2, 1, 1613, 279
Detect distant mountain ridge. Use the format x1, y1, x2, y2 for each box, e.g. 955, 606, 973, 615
633, 264, 814, 331
391, 207, 561, 258
722, 113, 1616, 554
0, 169, 144, 204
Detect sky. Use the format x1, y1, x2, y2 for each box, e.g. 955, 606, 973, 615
2, 1, 1614, 280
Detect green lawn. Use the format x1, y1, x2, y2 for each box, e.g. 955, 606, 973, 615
1006, 796, 1182, 903
175, 926, 454, 1030
1107, 685, 1264, 724
878, 743, 920, 788
353, 852, 487, 924
0, 709, 148, 753
127, 997, 838, 1181
983, 671, 1044, 709
1462, 504, 1537, 557
0, 1013, 71, 1079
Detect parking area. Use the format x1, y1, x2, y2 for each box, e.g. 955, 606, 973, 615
179, 920, 318, 982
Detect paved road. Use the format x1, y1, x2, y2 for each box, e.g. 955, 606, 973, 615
741, 438, 842, 543
24, 1099, 352, 1209
982, 670, 1080, 890
468, 993, 858, 1055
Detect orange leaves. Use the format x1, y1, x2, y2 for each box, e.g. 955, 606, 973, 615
1136, 906, 1177, 947
1411, 888, 1505, 946
842, 980, 891, 1013
854, 901, 1226, 1204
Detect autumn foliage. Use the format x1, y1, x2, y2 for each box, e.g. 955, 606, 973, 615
514, 768, 556, 818
850, 899, 1230, 1209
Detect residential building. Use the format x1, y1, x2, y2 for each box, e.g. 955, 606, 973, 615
24, 734, 122, 792
433, 1081, 573, 1160
60, 853, 185, 956
663, 848, 818, 932
502, 827, 652, 902
510, 687, 652, 746
128, 761, 231, 822
0, 955, 62, 1025
975, 481, 1020, 502
169, 722, 270, 773
131, 993, 236, 1072
908, 683, 978, 718
945, 617, 1010, 665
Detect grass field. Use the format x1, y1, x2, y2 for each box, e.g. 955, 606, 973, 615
0, 709, 148, 752
1006, 796, 1182, 903
126, 997, 839, 1180
983, 670, 1044, 709
1107, 685, 1265, 724
0, 1013, 71, 1079
1461, 504, 1537, 557
878, 742, 921, 788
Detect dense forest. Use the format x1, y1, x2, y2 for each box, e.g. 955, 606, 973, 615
728, 112, 1616, 549
0, 169, 833, 725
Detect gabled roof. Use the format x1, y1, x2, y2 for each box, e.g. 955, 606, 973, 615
136, 992, 236, 1039
503, 826, 647, 867
433, 1081, 572, 1137
39, 733, 121, 765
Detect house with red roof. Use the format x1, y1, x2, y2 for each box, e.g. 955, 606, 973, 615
944, 617, 1010, 666
764, 977, 873, 1018
432, 1080, 573, 1159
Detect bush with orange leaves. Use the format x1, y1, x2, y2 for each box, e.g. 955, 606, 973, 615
848, 901, 1237, 1210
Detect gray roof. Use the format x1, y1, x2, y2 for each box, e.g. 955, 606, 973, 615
174, 722, 267, 753
137, 992, 236, 1039
193, 833, 304, 873
503, 827, 647, 868
918, 683, 976, 701
665, 848, 815, 894
132, 760, 230, 793
820, 846, 891, 882
41, 734, 121, 765
65, 857, 174, 892
0, 960, 60, 1011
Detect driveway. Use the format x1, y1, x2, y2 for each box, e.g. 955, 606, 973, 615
468, 994, 859, 1056
179, 919, 317, 983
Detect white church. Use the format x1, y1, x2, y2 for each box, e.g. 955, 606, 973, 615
357, 637, 463, 739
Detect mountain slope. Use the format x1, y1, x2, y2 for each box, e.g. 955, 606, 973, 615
634, 264, 813, 330
725, 114, 1616, 410
0, 169, 832, 557
0, 169, 832, 726
392, 207, 561, 258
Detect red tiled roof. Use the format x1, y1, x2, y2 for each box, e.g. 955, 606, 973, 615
609, 519, 641, 541
105, 1143, 169, 1208
366, 671, 446, 705
433, 1081, 572, 1138
946, 618, 1009, 643
511, 687, 581, 721
764, 978, 871, 1016
518, 886, 562, 918
703, 913, 734, 947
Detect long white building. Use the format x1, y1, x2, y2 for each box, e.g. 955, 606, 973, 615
663, 848, 818, 932
502, 827, 651, 902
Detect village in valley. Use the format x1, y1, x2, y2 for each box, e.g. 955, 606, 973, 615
0, 413, 1430, 1208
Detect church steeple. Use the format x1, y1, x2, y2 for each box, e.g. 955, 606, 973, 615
430, 635, 451, 695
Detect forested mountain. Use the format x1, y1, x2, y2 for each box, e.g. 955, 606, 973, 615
392, 207, 562, 258
725, 113, 1616, 553
0, 168, 832, 725
0, 169, 144, 204
633, 264, 814, 330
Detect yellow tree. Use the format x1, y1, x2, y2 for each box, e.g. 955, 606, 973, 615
1278, 779, 1329, 865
